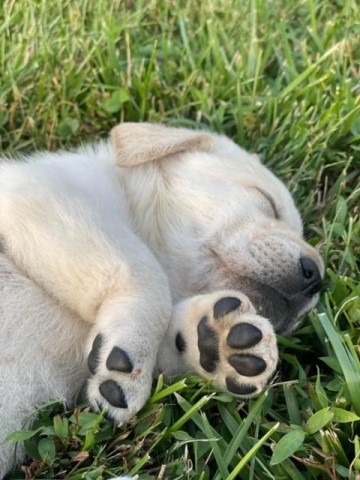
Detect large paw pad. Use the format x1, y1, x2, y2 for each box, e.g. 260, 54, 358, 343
197, 317, 219, 372
87, 334, 103, 375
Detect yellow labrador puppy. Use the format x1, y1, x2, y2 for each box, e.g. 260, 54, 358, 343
0, 124, 323, 476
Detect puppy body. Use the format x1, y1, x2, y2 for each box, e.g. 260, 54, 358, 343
0, 124, 323, 476
0, 253, 88, 470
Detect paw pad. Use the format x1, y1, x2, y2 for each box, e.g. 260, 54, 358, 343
106, 347, 133, 373
88, 334, 103, 374
99, 380, 128, 408
225, 377, 257, 396
228, 354, 267, 376
197, 317, 219, 372
213, 297, 241, 319
227, 323, 262, 349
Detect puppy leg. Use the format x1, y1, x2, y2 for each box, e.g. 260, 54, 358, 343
85, 290, 171, 425
0, 158, 172, 425
0, 254, 88, 478
157, 291, 278, 396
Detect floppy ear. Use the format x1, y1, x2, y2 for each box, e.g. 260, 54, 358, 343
111, 123, 214, 167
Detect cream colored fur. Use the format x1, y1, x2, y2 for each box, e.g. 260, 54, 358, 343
0, 123, 323, 477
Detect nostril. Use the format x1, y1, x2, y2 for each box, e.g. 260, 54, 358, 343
302, 262, 314, 279
300, 257, 322, 295
300, 257, 318, 280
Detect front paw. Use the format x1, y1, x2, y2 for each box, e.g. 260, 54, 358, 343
86, 334, 152, 424
174, 292, 278, 397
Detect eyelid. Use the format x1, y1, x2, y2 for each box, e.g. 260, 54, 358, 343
253, 187, 280, 219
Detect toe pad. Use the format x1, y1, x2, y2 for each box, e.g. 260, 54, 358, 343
99, 380, 128, 408
227, 323, 262, 349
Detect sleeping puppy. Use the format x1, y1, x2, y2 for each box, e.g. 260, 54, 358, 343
0, 123, 323, 476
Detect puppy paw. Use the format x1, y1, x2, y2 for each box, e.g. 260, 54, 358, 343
86, 334, 152, 425
174, 291, 278, 397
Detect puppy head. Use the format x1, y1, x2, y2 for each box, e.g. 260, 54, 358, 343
112, 123, 324, 336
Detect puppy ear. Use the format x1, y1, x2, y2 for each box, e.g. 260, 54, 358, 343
111, 123, 214, 167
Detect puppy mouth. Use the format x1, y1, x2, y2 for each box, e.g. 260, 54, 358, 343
230, 277, 314, 336
302, 281, 322, 297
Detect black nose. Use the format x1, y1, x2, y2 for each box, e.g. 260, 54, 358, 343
300, 257, 322, 296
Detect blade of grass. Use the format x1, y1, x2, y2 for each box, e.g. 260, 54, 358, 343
279, 41, 343, 99
227, 423, 280, 480
167, 393, 215, 434
318, 312, 360, 414
149, 379, 188, 404
200, 412, 229, 479
223, 392, 268, 467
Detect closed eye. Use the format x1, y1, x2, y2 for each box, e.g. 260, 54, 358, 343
252, 187, 280, 219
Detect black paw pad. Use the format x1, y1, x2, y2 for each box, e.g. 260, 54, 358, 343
176, 332, 186, 353
99, 380, 128, 408
197, 317, 219, 373
225, 377, 257, 396
228, 354, 267, 377
227, 323, 262, 349
88, 334, 103, 375
213, 297, 241, 320
106, 347, 133, 373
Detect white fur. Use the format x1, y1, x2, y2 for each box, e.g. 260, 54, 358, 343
0, 124, 323, 477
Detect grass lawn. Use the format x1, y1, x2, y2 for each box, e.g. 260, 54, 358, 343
1, 0, 359, 478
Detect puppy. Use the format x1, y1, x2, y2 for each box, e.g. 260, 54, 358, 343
0, 123, 323, 476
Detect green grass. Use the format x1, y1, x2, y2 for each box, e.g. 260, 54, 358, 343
1, 0, 359, 478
